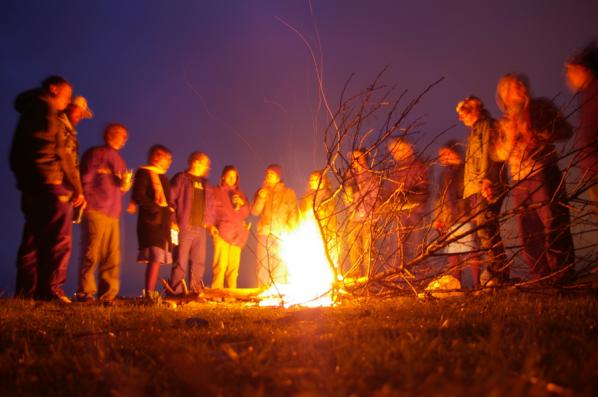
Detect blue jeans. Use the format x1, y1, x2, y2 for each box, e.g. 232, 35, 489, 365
170, 226, 206, 293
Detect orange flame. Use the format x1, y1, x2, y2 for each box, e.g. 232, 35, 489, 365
259, 217, 335, 307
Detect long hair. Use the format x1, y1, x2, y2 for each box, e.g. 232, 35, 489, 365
495, 73, 531, 114
220, 165, 240, 189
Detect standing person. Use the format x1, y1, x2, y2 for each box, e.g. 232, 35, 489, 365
300, 170, 340, 268
132, 145, 174, 294
565, 42, 598, 220
434, 141, 480, 289
252, 164, 298, 287
386, 138, 430, 268
495, 74, 575, 281
343, 149, 380, 278
76, 124, 131, 304
456, 96, 509, 283
169, 152, 211, 293
58, 95, 93, 212
208, 166, 250, 289
10, 76, 82, 302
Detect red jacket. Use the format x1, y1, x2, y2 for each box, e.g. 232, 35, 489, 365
210, 185, 250, 247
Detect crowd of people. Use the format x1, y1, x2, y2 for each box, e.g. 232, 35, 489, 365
9, 42, 598, 303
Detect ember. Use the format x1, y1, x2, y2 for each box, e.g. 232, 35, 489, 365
259, 217, 335, 307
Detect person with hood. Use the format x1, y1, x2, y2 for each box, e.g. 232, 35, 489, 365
495, 74, 575, 282
565, 41, 598, 220
208, 166, 250, 289
433, 141, 480, 289
76, 123, 131, 304
169, 152, 212, 294
132, 144, 174, 295
10, 76, 82, 302
252, 164, 298, 287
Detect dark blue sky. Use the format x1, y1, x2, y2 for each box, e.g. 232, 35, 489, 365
1, 0, 596, 296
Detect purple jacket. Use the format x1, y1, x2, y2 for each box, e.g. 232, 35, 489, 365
209, 185, 250, 247
170, 171, 211, 231
80, 145, 127, 218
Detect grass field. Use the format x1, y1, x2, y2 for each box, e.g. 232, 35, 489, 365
1, 291, 597, 396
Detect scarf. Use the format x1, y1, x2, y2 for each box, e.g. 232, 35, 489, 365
141, 165, 168, 207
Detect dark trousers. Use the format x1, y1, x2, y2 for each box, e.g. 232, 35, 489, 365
511, 165, 575, 278
470, 193, 508, 281
15, 185, 73, 299
170, 226, 207, 293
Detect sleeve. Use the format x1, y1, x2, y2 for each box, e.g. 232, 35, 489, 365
56, 124, 83, 196
251, 189, 266, 216
79, 148, 95, 197
132, 169, 158, 212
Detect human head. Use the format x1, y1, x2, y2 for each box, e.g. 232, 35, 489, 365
438, 140, 463, 166
565, 41, 598, 92
104, 123, 128, 151
187, 151, 210, 177
264, 164, 283, 186
349, 149, 369, 172
148, 144, 172, 172
456, 96, 488, 127
65, 96, 93, 127
308, 170, 330, 191
496, 73, 530, 114
387, 137, 414, 161
41, 75, 72, 112
221, 165, 239, 188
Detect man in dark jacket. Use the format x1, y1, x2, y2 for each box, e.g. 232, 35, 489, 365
169, 152, 212, 293
10, 76, 82, 302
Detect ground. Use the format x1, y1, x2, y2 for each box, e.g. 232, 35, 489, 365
0, 291, 597, 396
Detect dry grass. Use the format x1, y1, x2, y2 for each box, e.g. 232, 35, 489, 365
0, 291, 597, 396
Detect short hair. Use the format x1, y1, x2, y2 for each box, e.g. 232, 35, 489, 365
568, 41, 598, 77
41, 75, 71, 92
103, 123, 127, 143
148, 144, 172, 163
439, 139, 464, 158
309, 169, 331, 190
187, 151, 209, 166
456, 96, 491, 119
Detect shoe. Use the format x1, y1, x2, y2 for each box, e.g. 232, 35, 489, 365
51, 294, 72, 304
75, 294, 95, 303
100, 299, 116, 307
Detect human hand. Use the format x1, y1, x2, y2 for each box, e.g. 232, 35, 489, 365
257, 188, 268, 200
232, 194, 245, 209
481, 179, 493, 201
72, 194, 86, 208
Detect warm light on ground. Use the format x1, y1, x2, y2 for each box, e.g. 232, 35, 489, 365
259, 217, 335, 307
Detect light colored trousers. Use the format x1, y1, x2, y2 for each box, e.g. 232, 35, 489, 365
211, 235, 241, 288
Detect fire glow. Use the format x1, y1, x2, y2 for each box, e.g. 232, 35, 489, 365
259, 217, 335, 307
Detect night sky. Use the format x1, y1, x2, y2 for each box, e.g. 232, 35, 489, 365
1, 0, 596, 296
